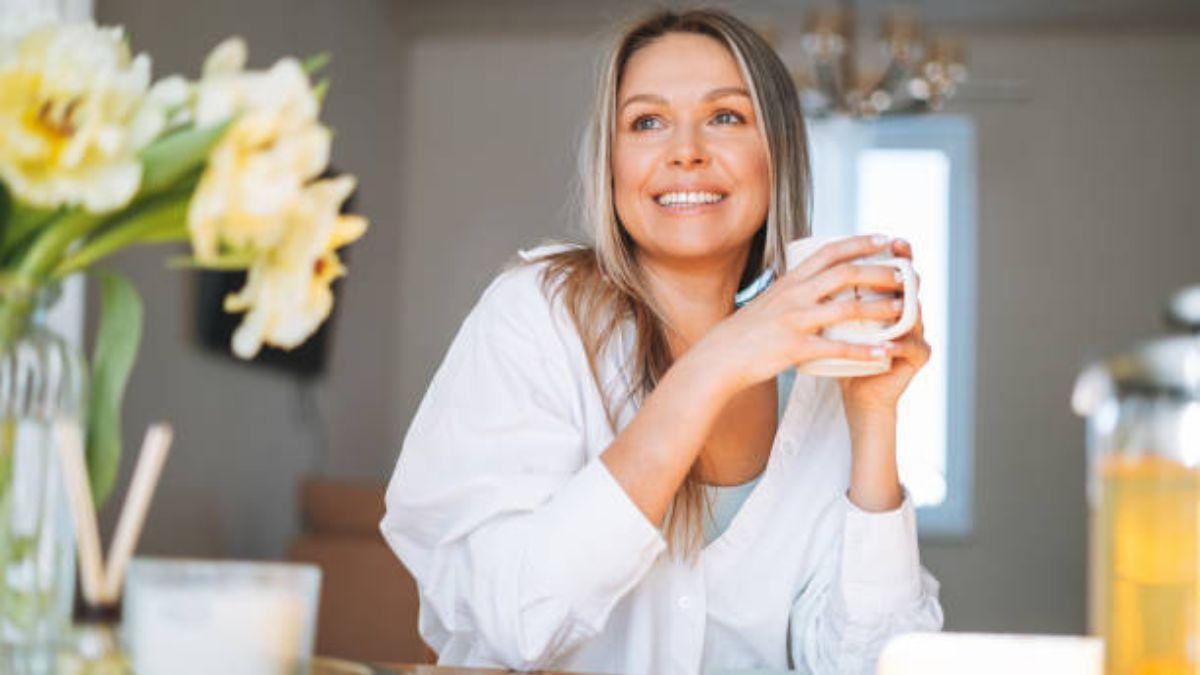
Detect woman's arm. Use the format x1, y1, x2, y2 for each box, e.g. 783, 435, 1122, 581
381, 269, 667, 670
598, 345, 732, 526
845, 406, 903, 511
790, 237, 941, 673
603, 234, 909, 525
382, 236, 911, 669
788, 383, 943, 675
839, 237, 930, 513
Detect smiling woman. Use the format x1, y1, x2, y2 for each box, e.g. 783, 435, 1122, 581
382, 8, 942, 675
613, 35, 771, 267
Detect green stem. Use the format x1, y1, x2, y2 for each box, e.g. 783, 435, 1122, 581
52, 197, 190, 280
166, 251, 254, 271
18, 210, 106, 280
0, 210, 105, 346
0, 284, 36, 348
1, 206, 61, 259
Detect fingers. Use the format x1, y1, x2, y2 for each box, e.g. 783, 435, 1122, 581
802, 262, 904, 302
790, 234, 891, 280
884, 334, 932, 369
802, 336, 891, 363
795, 296, 903, 332
799, 333, 931, 375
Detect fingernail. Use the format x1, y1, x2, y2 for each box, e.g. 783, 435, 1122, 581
896, 238, 910, 247
892, 299, 903, 310
871, 234, 888, 246
870, 347, 887, 358
893, 269, 904, 283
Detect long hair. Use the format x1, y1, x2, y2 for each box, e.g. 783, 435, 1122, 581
534, 8, 811, 556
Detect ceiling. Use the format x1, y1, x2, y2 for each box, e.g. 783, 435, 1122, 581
404, 0, 1200, 35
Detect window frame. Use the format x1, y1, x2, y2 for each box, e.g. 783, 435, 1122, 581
807, 115, 977, 539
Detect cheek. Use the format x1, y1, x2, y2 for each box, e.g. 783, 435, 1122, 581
748, 147, 772, 205
726, 142, 772, 216
610, 142, 653, 225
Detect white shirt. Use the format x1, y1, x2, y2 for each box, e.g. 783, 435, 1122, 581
381, 248, 943, 674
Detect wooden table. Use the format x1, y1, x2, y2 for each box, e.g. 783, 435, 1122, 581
374, 665, 578, 675
325, 662, 576, 675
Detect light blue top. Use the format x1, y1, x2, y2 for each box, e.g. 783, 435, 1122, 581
702, 369, 795, 545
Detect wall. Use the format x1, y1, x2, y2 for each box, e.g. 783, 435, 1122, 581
94, 0, 1200, 633
93, 0, 410, 558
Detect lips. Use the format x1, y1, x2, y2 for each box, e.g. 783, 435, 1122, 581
651, 186, 730, 211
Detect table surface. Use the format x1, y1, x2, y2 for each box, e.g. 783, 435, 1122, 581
356, 662, 575, 675
374, 665, 584, 675
314, 660, 573, 675
374, 662, 530, 667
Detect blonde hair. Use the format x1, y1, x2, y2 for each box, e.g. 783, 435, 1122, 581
535, 8, 811, 555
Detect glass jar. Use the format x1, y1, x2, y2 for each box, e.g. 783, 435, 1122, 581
0, 294, 88, 674
1074, 324, 1200, 674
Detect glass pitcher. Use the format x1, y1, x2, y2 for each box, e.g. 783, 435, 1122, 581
1073, 285, 1200, 675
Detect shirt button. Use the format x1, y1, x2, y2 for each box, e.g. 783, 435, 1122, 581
677, 596, 691, 610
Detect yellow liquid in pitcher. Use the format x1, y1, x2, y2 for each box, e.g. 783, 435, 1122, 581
1094, 455, 1200, 675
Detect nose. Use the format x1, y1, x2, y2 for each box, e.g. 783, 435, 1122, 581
667, 126, 709, 169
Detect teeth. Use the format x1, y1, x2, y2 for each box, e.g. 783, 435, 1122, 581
655, 191, 726, 206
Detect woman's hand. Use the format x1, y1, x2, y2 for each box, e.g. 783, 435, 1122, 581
838, 238, 932, 417
835, 238, 931, 513
691, 234, 906, 401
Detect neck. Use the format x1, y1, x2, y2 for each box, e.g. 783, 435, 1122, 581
636, 247, 750, 355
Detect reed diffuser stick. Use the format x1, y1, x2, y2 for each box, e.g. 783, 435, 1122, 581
103, 424, 173, 600
54, 422, 106, 606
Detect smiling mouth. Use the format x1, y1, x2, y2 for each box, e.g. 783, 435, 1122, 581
652, 190, 729, 211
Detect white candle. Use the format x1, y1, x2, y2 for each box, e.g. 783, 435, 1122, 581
123, 558, 321, 675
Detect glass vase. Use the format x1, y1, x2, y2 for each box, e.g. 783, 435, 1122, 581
0, 299, 88, 673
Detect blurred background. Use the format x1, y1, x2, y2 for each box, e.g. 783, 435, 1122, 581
73, 0, 1200, 659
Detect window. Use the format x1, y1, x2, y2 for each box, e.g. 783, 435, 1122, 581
808, 115, 977, 538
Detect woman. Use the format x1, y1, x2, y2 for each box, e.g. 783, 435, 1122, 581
382, 8, 942, 674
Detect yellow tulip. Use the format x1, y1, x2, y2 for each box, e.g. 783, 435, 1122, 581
0, 23, 168, 212
223, 175, 366, 359
186, 37, 330, 260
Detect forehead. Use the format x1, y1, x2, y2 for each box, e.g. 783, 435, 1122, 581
618, 32, 747, 100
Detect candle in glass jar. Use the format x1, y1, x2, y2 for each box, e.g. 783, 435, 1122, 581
122, 558, 321, 675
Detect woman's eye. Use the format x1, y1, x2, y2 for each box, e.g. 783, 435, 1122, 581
713, 110, 745, 125
632, 115, 663, 131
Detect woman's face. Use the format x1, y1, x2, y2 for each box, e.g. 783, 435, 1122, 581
612, 32, 770, 269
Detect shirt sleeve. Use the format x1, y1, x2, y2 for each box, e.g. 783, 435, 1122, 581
786, 378, 943, 674
379, 266, 666, 670
788, 492, 944, 675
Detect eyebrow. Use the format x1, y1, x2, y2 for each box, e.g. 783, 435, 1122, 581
618, 86, 751, 114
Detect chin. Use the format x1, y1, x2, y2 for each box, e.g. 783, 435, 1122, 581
639, 228, 748, 266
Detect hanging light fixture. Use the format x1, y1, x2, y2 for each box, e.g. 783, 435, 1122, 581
794, 3, 967, 118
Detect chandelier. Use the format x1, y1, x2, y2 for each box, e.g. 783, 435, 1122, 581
792, 5, 967, 118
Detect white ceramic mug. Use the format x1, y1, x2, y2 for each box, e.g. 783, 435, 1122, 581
786, 235, 919, 377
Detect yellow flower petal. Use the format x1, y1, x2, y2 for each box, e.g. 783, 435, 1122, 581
0, 23, 161, 212
202, 37, 247, 78
222, 175, 367, 359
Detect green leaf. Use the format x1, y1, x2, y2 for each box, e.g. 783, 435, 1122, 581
167, 252, 254, 271
313, 78, 330, 106
53, 195, 191, 279
302, 51, 331, 76
139, 119, 232, 197
1, 203, 61, 259
86, 272, 144, 506
0, 182, 10, 228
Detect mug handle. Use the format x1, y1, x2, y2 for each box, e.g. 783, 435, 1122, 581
865, 258, 918, 342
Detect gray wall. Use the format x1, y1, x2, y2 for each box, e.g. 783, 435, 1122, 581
93, 0, 411, 558
94, 0, 1200, 634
